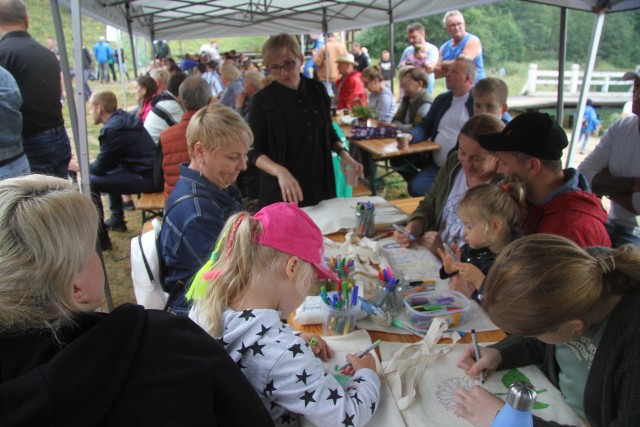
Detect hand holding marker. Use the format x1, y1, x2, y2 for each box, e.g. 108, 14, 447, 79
335, 340, 382, 372
471, 329, 485, 385
393, 223, 415, 241
443, 243, 460, 263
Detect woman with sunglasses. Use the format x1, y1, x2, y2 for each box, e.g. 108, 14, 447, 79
248, 33, 363, 208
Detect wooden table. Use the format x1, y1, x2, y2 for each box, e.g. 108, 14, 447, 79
350, 137, 440, 192
389, 197, 422, 216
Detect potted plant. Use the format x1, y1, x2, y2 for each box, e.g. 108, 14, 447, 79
351, 104, 375, 127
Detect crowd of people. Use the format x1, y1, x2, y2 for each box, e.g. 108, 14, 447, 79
1, 0, 639, 425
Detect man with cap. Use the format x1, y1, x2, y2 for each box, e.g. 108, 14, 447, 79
579, 69, 640, 247
479, 111, 611, 247
335, 53, 367, 110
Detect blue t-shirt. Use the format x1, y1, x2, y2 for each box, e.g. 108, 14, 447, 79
440, 33, 485, 82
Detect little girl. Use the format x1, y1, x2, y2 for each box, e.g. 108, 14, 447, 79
188, 202, 380, 426
438, 180, 525, 303
401, 43, 430, 69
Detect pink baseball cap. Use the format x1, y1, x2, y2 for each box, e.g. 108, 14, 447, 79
253, 203, 339, 282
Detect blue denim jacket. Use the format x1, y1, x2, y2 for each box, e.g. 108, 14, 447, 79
160, 164, 243, 292
0, 66, 23, 162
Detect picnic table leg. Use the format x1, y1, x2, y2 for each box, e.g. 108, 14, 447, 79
367, 154, 377, 194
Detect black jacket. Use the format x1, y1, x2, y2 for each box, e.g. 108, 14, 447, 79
0, 304, 274, 427
90, 109, 155, 177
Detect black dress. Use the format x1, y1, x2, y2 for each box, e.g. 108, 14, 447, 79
248, 75, 339, 208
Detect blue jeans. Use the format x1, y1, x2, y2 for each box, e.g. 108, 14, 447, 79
83, 69, 92, 101
408, 162, 441, 196
91, 165, 159, 225
22, 126, 71, 179
605, 220, 640, 248
579, 130, 589, 152
0, 154, 31, 180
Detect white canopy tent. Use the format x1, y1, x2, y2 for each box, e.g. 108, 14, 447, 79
50, 0, 638, 308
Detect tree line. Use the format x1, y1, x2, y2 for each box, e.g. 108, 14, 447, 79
358, 0, 640, 69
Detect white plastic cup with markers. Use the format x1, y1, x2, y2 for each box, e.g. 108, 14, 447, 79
321, 290, 361, 336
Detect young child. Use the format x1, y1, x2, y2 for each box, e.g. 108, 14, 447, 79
438, 179, 525, 303
401, 43, 430, 69
188, 202, 380, 426
472, 77, 510, 124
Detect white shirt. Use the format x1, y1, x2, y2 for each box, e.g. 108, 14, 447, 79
579, 115, 640, 229
439, 169, 468, 247
433, 93, 470, 167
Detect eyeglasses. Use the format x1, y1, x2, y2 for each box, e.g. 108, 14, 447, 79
268, 59, 298, 75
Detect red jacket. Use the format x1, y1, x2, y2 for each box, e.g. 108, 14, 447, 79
525, 189, 611, 248
159, 110, 195, 201
336, 71, 367, 110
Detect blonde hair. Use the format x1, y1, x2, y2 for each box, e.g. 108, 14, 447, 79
0, 175, 99, 334
243, 70, 263, 90
261, 33, 302, 67
458, 178, 525, 241
150, 68, 170, 89
186, 104, 253, 158
485, 234, 640, 336
220, 62, 242, 82
192, 212, 314, 337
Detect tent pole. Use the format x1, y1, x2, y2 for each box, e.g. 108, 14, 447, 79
556, 7, 567, 128
49, 0, 78, 156
388, 0, 394, 94
126, 1, 138, 78
70, 0, 114, 311
565, 11, 606, 168
116, 30, 128, 110
323, 8, 330, 98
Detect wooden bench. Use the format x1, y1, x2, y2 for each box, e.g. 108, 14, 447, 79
135, 192, 165, 223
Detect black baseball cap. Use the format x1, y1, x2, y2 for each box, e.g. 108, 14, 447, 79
478, 112, 568, 160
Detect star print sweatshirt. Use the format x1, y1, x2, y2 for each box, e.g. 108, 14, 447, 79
198, 308, 381, 427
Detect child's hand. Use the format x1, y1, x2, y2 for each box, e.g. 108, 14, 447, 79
455, 263, 485, 290
453, 386, 504, 427
457, 345, 501, 380
299, 332, 333, 361
437, 243, 461, 274
448, 274, 476, 298
345, 353, 376, 373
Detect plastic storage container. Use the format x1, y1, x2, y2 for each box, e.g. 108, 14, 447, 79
403, 290, 470, 332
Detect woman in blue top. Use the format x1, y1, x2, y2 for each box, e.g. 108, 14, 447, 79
160, 104, 252, 315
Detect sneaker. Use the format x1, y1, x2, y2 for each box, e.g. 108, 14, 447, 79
106, 217, 128, 232
122, 200, 135, 211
